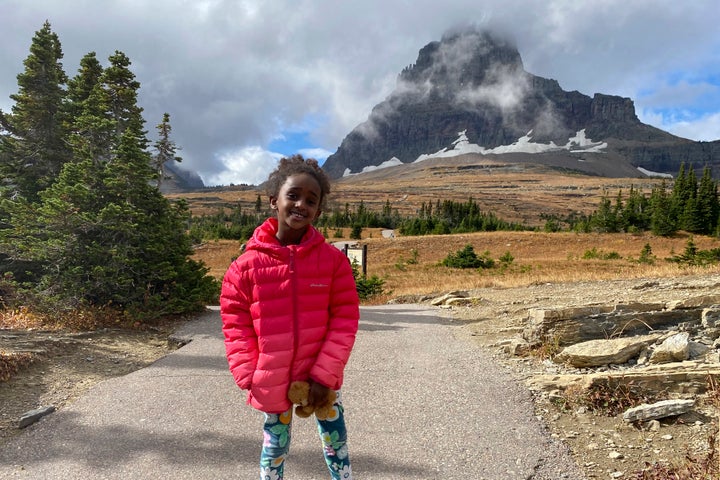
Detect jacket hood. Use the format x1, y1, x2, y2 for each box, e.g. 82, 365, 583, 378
245, 218, 325, 256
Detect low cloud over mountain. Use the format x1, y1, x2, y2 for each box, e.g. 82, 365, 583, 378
323, 28, 720, 180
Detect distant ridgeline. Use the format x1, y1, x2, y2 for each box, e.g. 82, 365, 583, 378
189, 161, 720, 239
160, 161, 205, 193
323, 28, 720, 180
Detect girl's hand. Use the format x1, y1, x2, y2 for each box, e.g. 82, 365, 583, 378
308, 380, 334, 409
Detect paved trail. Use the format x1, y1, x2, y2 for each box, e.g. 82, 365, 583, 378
0, 305, 584, 479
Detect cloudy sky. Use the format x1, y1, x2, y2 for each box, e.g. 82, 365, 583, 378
1, 1, 719, 186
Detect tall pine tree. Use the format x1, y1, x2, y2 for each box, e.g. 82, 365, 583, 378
64, 52, 104, 151
0, 21, 70, 201
3, 44, 217, 318
152, 113, 182, 189
696, 166, 719, 234
649, 181, 675, 236
671, 163, 698, 231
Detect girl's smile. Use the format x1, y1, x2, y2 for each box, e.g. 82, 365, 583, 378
270, 173, 322, 245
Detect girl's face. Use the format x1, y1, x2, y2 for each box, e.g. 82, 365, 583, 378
270, 173, 322, 245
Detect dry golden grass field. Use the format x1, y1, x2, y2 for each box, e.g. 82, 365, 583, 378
174, 157, 720, 301
170, 157, 663, 224
193, 230, 720, 301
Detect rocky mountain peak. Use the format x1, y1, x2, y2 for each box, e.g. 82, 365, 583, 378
398, 29, 523, 93
322, 28, 720, 180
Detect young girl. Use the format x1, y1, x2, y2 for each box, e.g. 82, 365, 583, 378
220, 155, 359, 480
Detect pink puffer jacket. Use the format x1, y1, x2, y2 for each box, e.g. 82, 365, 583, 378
220, 218, 360, 414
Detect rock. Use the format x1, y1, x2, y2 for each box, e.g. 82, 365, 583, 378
524, 305, 690, 346
554, 334, 661, 368
19, 405, 56, 428
646, 420, 661, 431
526, 374, 591, 393
444, 296, 482, 307
668, 295, 720, 310
636, 347, 651, 366
528, 363, 720, 396
523, 306, 614, 345
430, 291, 468, 306
649, 332, 690, 364
614, 302, 665, 313
705, 328, 720, 341
702, 305, 720, 328
500, 338, 531, 356
622, 399, 695, 423
688, 341, 710, 359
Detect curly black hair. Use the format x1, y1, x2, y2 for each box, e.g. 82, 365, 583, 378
265, 154, 331, 210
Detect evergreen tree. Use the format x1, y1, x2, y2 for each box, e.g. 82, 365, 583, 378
102, 51, 146, 143
382, 200, 391, 217
64, 52, 103, 131
152, 113, 182, 189
682, 193, 704, 233
619, 185, 649, 231
590, 192, 617, 232
2, 44, 217, 318
613, 190, 624, 229
670, 163, 688, 220
0, 21, 70, 200
696, 166, 719, 234
649, 181, 675, 236
69, 50, 147, 166
29, 109, 216, 316
671, 163, 697, 230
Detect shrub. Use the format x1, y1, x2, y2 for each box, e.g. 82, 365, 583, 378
442, 244, 494, 269
351, 260, 385, 300
668, 237, 720, 266
0, 352, 35, 382
406, 248, 419, 265
499, 251, 514, 265
637, 243, 656, 265
558, 381, 660, 417
394, 249, 419, 271
350, 225, 363, 240
582, 247, 622, 260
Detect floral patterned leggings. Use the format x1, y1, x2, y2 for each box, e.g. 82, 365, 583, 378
260, 392, 352, 480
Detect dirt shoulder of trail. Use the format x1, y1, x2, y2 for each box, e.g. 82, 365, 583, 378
441, 272, 720, 479
0, 325, 180, 445
1, 272, 719, 479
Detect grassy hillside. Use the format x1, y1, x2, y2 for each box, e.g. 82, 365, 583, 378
173, 159, 720, 302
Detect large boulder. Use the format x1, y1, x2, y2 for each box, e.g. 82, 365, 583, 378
554, 334, 661, 368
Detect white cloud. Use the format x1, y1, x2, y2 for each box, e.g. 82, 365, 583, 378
457, 70, 527, 110
204, 147, 282, 186
0, 0, 719, 184
655, 112, 720, 142
297, 147, 334, 162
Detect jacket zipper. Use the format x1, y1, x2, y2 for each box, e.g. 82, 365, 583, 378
288, 248, 299, 387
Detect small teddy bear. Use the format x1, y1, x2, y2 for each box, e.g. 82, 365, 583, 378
287, 380, 337, 420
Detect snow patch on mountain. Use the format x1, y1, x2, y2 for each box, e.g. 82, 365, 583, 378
342, 129, 609, 176
637, 166, 673, 178
415, 129, 607, 163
